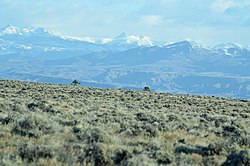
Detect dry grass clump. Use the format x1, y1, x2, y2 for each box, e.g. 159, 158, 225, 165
0, 79, 249, 165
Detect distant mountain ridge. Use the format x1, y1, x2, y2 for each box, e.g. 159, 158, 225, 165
0, 25, 56, 36
1, 25, 249, 52
0, 25, 249, 99
0, 25, 155, 51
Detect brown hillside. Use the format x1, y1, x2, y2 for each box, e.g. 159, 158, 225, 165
0, 80, 249, 165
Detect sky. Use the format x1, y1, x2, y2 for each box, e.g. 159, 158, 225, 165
1, 0, 250, 46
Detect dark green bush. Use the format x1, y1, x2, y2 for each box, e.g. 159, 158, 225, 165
205, 142, 225, 156
175, 143, 225, 157
0, 114, 14, 125
59, 119, 77, 126
27, 102, 39, 111
71, 79, 81, 86
143, 86, 151, 92
222, 150, 250, 166
136, 112, 158, 124
18, 144, 54, 162
78, 143, 108, 166
113, 148, 131, 165
203, 156, 221, 166
143, 124, 159, 137
73, 127, 109, 143
125, 123, 143, 137
154, 151, 172, 164
11, 114, 54, 138
222, 125, 241, 137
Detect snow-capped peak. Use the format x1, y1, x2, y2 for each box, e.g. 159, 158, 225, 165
31, 27, 51, 34
213, 43, 246, 57
165, 40, 208, 49
81, 37, 96, 43
0, 25, 59, 37
186, 40, 211, 49
0, 25, 20, 35
62, 36, 96, 43
99, 38, 113, 44
214, 43, 243, 50
26, 27, 59, 37
107, 33, 154, 47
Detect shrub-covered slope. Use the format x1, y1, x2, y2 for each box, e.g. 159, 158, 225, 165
0, 80, 249, 165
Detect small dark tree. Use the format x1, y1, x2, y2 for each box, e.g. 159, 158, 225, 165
143, 86, 150, 91
71, 79, 80, 86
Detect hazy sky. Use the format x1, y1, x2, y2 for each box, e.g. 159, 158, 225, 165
1, 0, 250, 45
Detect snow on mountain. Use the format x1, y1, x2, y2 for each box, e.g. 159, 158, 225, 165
0, 26, 157, 54
0, 25, 110, 56
164, 40, 211, 50
0, 25, 20, 35
1, 25, 250, 99
27, 27, 59, 37
80, 37, 96, 43
164, 41, 193, 49
0, 25, 59, 38
214, 43, 250, 57
214, 43, 244, 50
106, 33, 154, 47
98, 38, 113, 44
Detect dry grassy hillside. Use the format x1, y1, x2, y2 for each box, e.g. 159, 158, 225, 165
0, 80, 249, 166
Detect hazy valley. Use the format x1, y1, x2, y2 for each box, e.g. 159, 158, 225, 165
0, 25, 250, 99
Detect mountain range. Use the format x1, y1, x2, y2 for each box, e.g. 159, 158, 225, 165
0, 25, 249, 99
